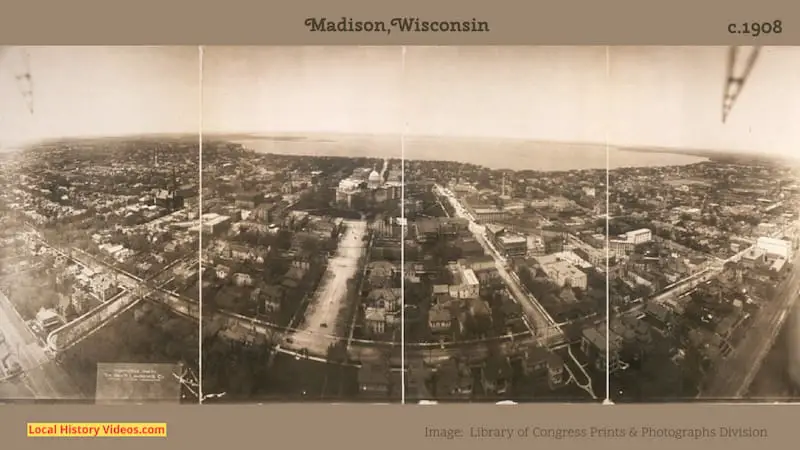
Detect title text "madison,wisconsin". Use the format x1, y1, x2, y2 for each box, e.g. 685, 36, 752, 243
304, 17, 490, 34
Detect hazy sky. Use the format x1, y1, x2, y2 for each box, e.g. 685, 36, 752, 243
202, 46, 609, 142
403, 46, 609, 142
611, 46, 800, 156
204, 45, 800, 157
202, 46, 405, 136
4, 46, 798, 156
0, 46, 200, 147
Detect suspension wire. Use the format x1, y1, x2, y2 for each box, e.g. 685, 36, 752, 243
722, 46, 761, 123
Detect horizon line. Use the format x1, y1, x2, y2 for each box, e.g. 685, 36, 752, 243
1, 129, 795, 161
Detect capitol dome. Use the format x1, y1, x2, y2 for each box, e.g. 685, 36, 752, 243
367, 169, 381, 188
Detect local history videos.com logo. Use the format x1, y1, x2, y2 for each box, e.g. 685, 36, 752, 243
27, 423, 167, 438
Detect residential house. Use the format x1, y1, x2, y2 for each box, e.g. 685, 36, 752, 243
460, 255, 496, 272
35, 308, 63, 333
481, 355, 512, 395
173, 264, 195, 282
500, 296, 523, 328
644, 302, 674, 335
610, 319, 635, 351
215, 264, 231, 280
309, 218, 339, 240
230, 243, 267, 262
365, 308, 388, 335
580, 324, 623, 373
522, 345, 552, 376
581, 327, 607, 370
364, 288, 402, 336
367, 288, 402, 311
89, 274, 118, 302
253, 203, 276, 223
428, 304, 453, 335
448, 275, 480, 299
261, 285, 284, 314
286, 211, 310, 230
239, 221, 270, 235
232, 273, 253, 287
70, 289, 94, 316
291, 255, 312, 271
546, 352, 566, 389
367, 260, 397, 289
620, 314, 654, 351
473, 267, 501, 285
403, 261, 424, 284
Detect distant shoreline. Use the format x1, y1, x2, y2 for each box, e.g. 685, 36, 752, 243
219, 133, 710, 172
4, 132, 793, 169
616, 145, 795, 166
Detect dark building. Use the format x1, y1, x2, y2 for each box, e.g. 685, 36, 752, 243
154, 168, 185, 211
154, 189, 184, 210
234, 191, 264, 209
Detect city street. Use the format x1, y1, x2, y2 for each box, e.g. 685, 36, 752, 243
0, 291, 82, 400
435, 184, 561, 340
38, 241, 197, 352
0, 228, 195, 400
287, 219, 368, 356
650, 225, 792, 307
700, 245, 800, 399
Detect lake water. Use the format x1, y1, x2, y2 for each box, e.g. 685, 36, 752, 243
236, 135, 708, 172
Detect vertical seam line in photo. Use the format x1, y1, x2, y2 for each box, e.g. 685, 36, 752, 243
604, 45, 611, 404
400, 45, 407, 405
197, 44, 205, 404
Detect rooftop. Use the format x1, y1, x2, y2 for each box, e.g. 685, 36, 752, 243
460, 267, 479, 286
498, 234, 527, 244
625, 228, 651, 237
486, 224, 505, 235
36, 308, 59, 322
757, 236, 791, 247
202, 213, 231, 226
428, 304, 453, 323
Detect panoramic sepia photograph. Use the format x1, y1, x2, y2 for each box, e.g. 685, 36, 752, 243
401, 46, 609, 403
9, 45, 796, 405
606, 46, 800, 402
200, 46, 404, 403
0, 46, 201, 404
